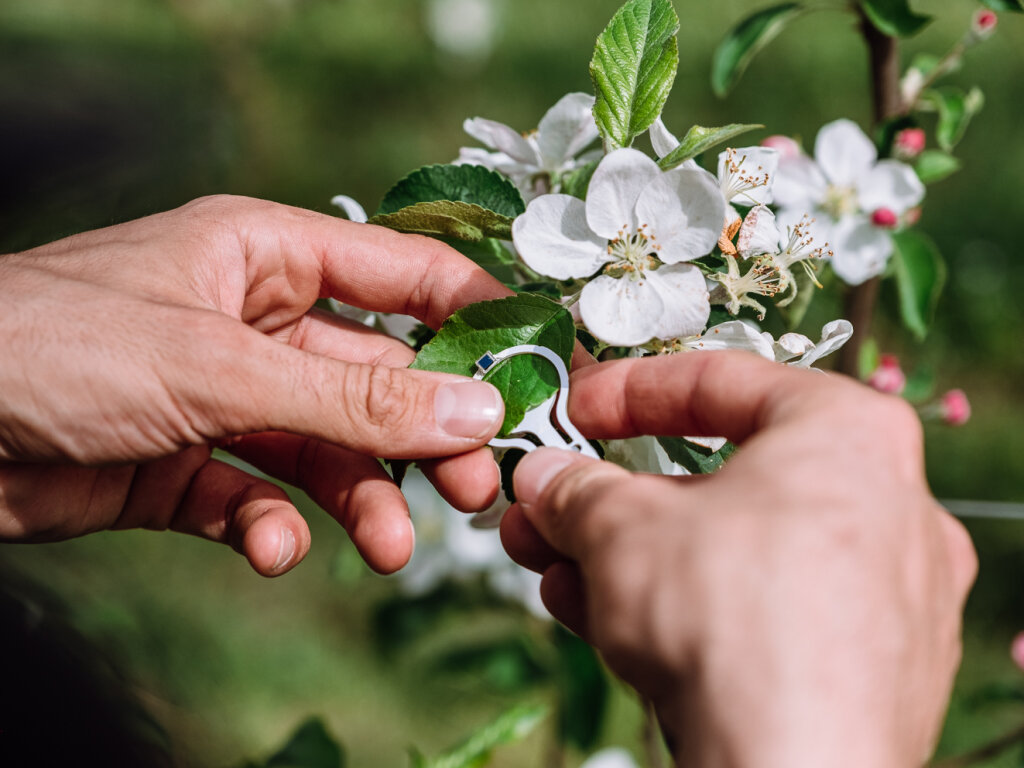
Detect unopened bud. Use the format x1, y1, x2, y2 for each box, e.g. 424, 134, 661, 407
867, 354, 906, 395
761, 135, 801, 161
871, 208, 899, 229
941, 389, 971, 426
1012, 632, 1024, 672
894, 128, 926, 160
972, 9, 998, 39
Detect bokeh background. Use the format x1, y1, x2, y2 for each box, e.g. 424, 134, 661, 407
1, 0, 1023, 765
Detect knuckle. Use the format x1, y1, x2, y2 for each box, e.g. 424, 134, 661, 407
351, 364, 417, 432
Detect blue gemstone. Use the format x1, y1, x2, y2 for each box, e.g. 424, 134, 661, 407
476, 352, 496, 371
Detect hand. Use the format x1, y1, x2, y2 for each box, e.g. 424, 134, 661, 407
0, 195, 510, 575
501, 351, 977, 767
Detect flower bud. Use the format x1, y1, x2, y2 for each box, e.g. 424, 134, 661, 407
940, 389, 971, 426
760, 135, 801, 161
867, 354, 906, 395
972, 9, 998, 39
903, 206, 923, 226
1012, 632, 1024, 672
894, 128, 926, 160
871, 208, 899, 229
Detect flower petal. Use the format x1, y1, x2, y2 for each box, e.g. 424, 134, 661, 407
586, 148, 663, 240
635, 167, 725, 264
790, 319, 854, 368
579, 274, 666, 347
717, 146, 779, 206
512, 194, 608, 279
330, 194, 368, 223
776, 207, 834, 261
537, 92, 599, 170
462, 117, 539, 166
771, 155, 828, 211
645, 264, 712, 340
686, 320, 775, 359
737, 205, 781, 258
857, 160, 925, 214
774, 332, 814, 362
830, 217, 892, 285
815, 118, 877, 187
649, 116, 680, 159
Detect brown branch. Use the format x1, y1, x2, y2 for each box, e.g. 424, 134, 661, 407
931, 721, 1024, 768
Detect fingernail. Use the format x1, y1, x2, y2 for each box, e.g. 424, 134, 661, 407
514, 448, 581, 510
435, 380, 504, 439
272, 526, 296, 572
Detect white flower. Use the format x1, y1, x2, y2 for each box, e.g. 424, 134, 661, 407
679, 318, 853, 368
580, 748, 641, 768
512, 148, 726, 346
458, 92, 602, 201
772, 119, 925, 285
425, 0, 499, 62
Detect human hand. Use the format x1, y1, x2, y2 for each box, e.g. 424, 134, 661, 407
0, 195, 510, 575
501, 352, 977, 767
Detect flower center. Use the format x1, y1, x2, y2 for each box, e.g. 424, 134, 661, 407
604, 223, 662, 279
821, 185, 859, 220
721, 148, 771, 203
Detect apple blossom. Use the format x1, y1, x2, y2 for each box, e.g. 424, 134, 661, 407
894, 127, 927, 160
940, 389, 972, 426
580, 748, 641, 768
512, 147, 725, 346
1011, 632, 1024, 672
772, 119, 925, 285
972, 9, 998, 40
867, 354, 907, 395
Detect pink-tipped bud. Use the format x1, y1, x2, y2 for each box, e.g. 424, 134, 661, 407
903, 206, 923, 226
871, 208, 899, 229
894, 127, 926, 160
972, 9, 998, 38
761, 135, 801, 161
941, 389, 971, 426
868, 354, 906, 395
1012, 632, 1024, 672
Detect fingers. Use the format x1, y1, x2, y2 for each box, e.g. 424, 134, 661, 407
566, 351, 861, 443
418, 448, 501, 513
285, 308, 416, 368
500, 502, 564, 574
168, 457, 312, 577
540, 561, 589, 639
227, 433, 414, 573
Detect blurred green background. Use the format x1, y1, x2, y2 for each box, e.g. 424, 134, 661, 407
1, 0, 1023, 765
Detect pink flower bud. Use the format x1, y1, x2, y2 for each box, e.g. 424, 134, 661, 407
903, 206, 923, 226
871, 208, 899, 229
868, 355, 906, 395
760, 135, 801, 160
940, 389, 971, 426
894, 128, 926, 160
973, 9, 998, 38
1011, 632, 1024, 672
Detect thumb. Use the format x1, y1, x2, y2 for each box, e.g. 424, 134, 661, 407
180, 323, 505, 459
512, 447, 636, 562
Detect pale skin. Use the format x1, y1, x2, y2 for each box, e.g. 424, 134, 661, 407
502, 352, 978, 767
2, 198, 977, 764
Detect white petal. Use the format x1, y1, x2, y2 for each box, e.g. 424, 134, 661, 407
586, 148, 663, 240
774, 332, 814, 362
790, 319, 854, 368
717, 146, 779, 206
737, 205, 781, 258
830, 217, 892, 285
537, 92, 599, 169
771, 155, 828, 210
462, 117, 539, 166
857, 160, 925, 214
579, 276, 658, 347
685, 435, 728, 452
635, 167, 725, 264
776, 207, 835, 261
645, 264, 711, 340
649, 116, 681, 159
579, 748, 642, 768
512, 194, 608, 279
814, 118, 877, 187
330, 195, 368, 223
687, 320, 775, 359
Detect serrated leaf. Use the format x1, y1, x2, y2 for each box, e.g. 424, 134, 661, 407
711, 4, 804, 97
860, 0, 931, 37
657, 122, 764, 169
560, 159, 600, 199
411, 294, 575, 435
423, 704, 548, 768
921, 87, 983, 151
368, 201, 514, 241
656, 437, 737, 474
982, 0, 1023, 11
914, 150, 961, 184
891, 230, 946, 341
377, 164, 525, 218
590, 0, 680, 150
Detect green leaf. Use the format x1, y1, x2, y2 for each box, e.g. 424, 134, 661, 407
589, 0, 680, 150
443, 237, 518, 283
422, 704, 548, 768
858, 337, 880, 381
368, 201, 514, 241
914, 150, 961, 184
264, 718, 345, 768
411, 294, 575, 436
981, 0, 1023, 11
560, 159, 600, 199
657, 437, 737, 474
711, 4, 804, 97
657, 123, 764, 169
921, 87, 983, 151
377, 164, 525, 218
891, 230, 946, 341
554, 626, 609, 751
860, 0, 932, 37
